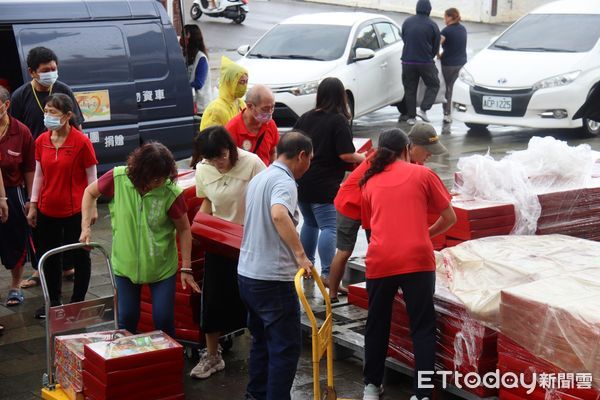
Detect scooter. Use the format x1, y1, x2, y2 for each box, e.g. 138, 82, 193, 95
190, 0, 249, 24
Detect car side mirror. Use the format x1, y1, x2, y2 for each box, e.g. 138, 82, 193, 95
237, 44, 251, 56
354, 47, 375, 61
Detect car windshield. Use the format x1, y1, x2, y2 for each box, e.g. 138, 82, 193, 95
247, 24, 351, 61
491, 14, 600, 53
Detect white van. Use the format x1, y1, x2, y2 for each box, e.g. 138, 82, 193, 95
452, 0, 600, 135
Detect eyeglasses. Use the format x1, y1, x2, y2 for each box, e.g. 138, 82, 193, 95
206, 150, 229, 165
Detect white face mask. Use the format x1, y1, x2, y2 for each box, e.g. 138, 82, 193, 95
36, 70, 59, 87
44, 114, 64, 131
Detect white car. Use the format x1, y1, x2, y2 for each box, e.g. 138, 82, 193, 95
236, 12, 406, 127
452, 0, 600, 135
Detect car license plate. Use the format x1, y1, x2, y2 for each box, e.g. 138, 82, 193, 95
482, 96, 512, 111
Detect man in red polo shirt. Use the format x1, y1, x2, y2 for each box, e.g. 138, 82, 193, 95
226, 84, 278, 166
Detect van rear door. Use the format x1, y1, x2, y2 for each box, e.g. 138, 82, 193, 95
14, 23, 140, 173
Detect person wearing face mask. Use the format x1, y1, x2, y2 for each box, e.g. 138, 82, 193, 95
0, 85, 35, 308
359, 128, 456, 400
26, 93, 97, 319
226, 84, 279, 166
199, 56, 248, 131
11, 47, 83, 289
189, 126, 265, 379
10, 47, 83, 139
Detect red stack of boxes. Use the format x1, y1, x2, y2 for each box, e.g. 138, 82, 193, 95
83, 331, 184, 400
54, 331, 131, 400
348, 281, 498, 397
445, 195, 515, 247
497, 335, 600, 400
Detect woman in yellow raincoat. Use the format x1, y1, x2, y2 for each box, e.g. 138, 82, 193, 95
200, 56, 248, 130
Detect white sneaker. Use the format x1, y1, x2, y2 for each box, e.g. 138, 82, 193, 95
406, 118, 416, 126
190, 350, 225, 379
410, 396, 430, 400
417, 109, 430, 122
443, 114, 452, 124
363, 383, 384, 400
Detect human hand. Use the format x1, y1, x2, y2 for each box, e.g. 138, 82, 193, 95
79, 226, 92, 245
181, 271, 201, 293
0, 198, 8, 223
26, 206, 37, 228
296, 254, 313, 278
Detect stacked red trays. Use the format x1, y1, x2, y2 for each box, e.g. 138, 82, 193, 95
347, 282, 368, 310
350, 280, 498, 397
445, 195, 515, 246
54, 331, 131, 400
191, 212, 243, 260
83, 331, 184, 400
497, 335, 600, 400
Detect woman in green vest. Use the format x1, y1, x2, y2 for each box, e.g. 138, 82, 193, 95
79, 142, 200, 336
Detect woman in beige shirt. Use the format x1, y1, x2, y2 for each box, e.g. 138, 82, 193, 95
190, 125, 265, 379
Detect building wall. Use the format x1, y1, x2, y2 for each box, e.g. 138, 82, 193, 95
305, 0, 554, 23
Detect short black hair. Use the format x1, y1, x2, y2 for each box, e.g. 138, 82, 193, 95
190, 125, 239, 168
27, 47, 58, 71
277, 130, 312, 159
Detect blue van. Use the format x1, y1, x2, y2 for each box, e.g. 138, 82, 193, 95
0, 0, 196, 172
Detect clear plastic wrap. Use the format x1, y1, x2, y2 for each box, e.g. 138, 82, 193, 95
440, 234, 600, 327
500, 271, 600, 391
455, 136, 600, 235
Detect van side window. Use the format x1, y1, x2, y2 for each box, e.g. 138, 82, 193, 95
124, 23, 168, 81
18, 26, 129, 85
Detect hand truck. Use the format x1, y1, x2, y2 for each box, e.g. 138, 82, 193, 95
295, 268, 354, 400
39, 242, 118, 400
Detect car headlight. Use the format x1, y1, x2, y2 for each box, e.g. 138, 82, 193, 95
288, 80, 320, 96
532, 71, 580, 91
458, 68, 475, 87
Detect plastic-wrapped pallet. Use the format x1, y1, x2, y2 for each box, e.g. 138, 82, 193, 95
500, 270, 600, 391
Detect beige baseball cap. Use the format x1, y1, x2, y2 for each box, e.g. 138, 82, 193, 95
408, 122, 447, 155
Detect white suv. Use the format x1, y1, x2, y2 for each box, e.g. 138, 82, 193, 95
452, 0, 600, 135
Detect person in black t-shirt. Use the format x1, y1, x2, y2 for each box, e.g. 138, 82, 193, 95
293, 77, 365, 285
10, 47, 83, 139
10, 47, 82, 289
439, 8, 468, 124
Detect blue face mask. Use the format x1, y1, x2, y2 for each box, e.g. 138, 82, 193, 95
36, 70, 58, 87
44, 114, 64, 131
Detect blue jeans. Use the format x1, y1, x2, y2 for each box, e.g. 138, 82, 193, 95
115, 274, 176, 337
238, 275, 301, 400
298, 202, 336, 277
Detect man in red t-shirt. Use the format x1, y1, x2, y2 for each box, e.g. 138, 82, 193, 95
225, 84, 278, 166
328, 123, 447, 302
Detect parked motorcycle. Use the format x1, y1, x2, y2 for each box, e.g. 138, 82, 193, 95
190, 0, 249, 24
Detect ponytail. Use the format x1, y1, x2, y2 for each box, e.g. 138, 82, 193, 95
359, 128, 410, 187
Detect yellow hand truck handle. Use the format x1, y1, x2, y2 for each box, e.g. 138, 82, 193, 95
295, 268, 338, 400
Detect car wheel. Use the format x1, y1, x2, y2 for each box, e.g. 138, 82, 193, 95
583, 118, 600, 136
233, 12, 246, 24
465, 123, 489, 131
190, 4, 202, 20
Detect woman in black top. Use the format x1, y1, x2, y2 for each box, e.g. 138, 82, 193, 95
293, 78, 365, 283
439, 8, 467, 124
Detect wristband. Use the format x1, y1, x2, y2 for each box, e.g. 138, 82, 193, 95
180, 268, 193, 273
0, 197, 7, 201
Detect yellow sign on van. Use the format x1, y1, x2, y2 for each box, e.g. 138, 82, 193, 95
74, 90, 111, 122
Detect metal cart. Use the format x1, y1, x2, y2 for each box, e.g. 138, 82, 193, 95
39, 242, 118, 400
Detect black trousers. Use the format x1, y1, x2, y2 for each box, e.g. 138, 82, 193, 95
364, 271, 436, 398
402, 63, 440, 117
36, 211, 91, 306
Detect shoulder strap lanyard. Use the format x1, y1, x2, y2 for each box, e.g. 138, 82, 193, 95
31, 81, 53, 114
252, 130, 267, 154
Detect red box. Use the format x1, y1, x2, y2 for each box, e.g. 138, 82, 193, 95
191, 212, 243, 259
84, 359, 182, 387
83, 370, 183, 400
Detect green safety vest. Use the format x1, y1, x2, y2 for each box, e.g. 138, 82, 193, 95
109, 166, 182, 284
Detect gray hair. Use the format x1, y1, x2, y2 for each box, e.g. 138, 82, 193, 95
245, 84, 273, 106
0, 85, 9, 102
